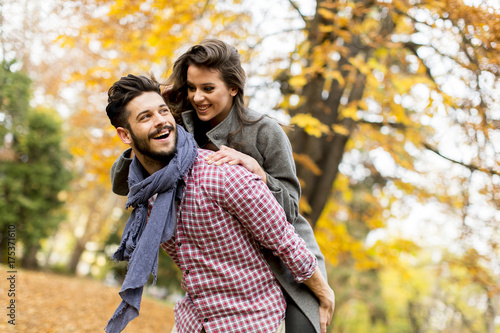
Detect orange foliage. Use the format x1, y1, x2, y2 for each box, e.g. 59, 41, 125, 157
0, 266, 175, 333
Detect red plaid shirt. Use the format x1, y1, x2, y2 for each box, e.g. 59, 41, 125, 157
159, 149, 317, 333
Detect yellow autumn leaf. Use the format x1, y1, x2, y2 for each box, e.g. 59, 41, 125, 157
318, 8, 336, 20
340, 104, 359, 120
289, 75, 308, 88
325, 70, 345, 86
290, 113, 330, 138
367, 57, 386, 74
293, 153, 323, 175
348, 56, 372, 75
319, 24, 335, 33
358, 99, 369, 110
332, 124, 350, 136
70, 146, 86, 157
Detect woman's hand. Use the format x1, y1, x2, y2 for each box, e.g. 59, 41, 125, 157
205, 145, 267, 183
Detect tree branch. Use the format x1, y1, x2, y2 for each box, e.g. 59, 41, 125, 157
358, 120, 500, 176
423, 142, 499, 176
246, 28, 305, 50
288, 0, 307, 25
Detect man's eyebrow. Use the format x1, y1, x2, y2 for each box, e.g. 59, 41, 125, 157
135, 104, 168, 120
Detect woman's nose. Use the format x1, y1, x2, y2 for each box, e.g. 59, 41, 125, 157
193, 89, 204, 102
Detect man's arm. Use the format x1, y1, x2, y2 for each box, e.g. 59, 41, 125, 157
216, 161, 335, 330
303, 267, 335, 333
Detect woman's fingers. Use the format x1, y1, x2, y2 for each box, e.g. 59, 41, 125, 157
206, 146, 240, 165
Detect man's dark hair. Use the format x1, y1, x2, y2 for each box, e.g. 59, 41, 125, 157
106, 74, 161, 128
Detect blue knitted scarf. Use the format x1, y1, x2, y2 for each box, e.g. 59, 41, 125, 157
106, 126, 198, 332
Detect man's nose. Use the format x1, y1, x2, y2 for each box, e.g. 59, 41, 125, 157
153, 113, 167, 127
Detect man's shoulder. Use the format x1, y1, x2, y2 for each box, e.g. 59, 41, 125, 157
191, 149, 225, 180
193, 149, 257, 181
196, 148, 212, 160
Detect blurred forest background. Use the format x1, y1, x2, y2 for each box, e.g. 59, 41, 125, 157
0, 0, 499, 332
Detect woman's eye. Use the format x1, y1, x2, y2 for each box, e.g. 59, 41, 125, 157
187, 85, 196, 92
204, 87, 214, 92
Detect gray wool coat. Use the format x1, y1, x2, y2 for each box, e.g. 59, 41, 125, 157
111, 107, 327, 333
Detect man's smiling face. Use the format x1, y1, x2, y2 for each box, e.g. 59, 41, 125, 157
117, 92, 177, 172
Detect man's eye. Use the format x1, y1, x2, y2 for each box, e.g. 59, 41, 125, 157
140, 115, 150, 121
160, 108, 170, 114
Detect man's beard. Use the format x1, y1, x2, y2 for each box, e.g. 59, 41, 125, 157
129, 125, 177, 164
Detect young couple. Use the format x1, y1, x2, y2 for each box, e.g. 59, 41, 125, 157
105, 39, 334, 333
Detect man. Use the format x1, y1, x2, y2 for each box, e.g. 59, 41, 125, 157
105, 74, 335, 333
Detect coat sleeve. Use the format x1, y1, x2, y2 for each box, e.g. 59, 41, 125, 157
255, 119, 301, 224
256, 121, 328, 277
110, 148, 132, 196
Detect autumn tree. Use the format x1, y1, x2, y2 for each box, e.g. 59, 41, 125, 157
0, 62, 72, 268
26, 0, 499, 330
50, 0, 257, 273
0, 60, 31, 261
274, 0, 499, 331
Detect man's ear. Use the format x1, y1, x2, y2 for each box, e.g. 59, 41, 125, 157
117, 127, 132, 145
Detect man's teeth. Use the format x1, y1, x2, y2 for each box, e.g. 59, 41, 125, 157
153, 130, 170, 139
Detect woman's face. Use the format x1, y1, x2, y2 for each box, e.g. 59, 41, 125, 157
186, 65, 238, 127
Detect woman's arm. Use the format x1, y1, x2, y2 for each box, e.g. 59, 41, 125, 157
110, 148, 133, 196
205, 145, 267, 183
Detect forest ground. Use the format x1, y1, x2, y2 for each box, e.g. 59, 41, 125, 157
0, 265, 175, 332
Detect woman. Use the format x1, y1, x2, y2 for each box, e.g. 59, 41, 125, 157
111, 39, 329, 333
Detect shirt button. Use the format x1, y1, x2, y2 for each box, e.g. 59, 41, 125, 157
185, 269, 189, 275
177, 242, 182, 247
204, 318, 209, 323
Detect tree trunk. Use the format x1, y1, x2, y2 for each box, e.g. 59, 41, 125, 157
287, 0, 369, 227
485, 281, 499, 333
289, 125, 351, 227
407, 300, 421, 333
68, 238, 87, 274
21, 244, 39, 269
67, 190, 123, 274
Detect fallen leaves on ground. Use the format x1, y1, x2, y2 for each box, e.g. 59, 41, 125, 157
0, 265, 175, 333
